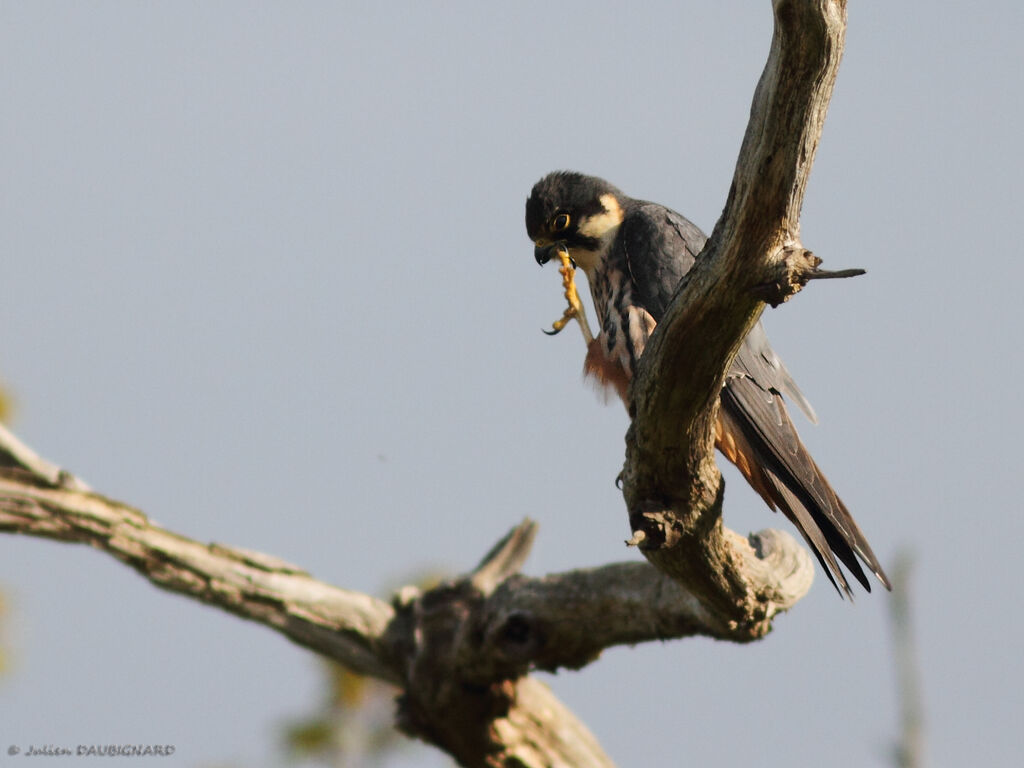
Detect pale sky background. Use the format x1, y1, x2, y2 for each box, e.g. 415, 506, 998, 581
2, 2, 1022, 767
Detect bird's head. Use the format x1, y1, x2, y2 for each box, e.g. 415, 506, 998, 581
525, 171, 625, 274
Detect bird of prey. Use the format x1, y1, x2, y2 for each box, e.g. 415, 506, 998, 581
525, 170, 889, 597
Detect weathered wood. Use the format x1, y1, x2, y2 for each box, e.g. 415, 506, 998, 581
0, 469, 399, 683
0, 447, 809, 767
624, 0, 846, 623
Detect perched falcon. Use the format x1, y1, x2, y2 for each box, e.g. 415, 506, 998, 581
525, 170, 889, 597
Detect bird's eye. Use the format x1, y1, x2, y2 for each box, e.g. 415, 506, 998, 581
552, 213, 571, 231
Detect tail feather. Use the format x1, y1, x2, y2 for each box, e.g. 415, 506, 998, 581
763, 468, 858, 597
717, 377, 890, 597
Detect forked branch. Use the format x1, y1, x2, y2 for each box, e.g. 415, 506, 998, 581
624, 0, 848, 623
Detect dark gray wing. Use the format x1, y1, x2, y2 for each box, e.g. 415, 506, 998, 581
618, 202, 702, 317
620, 204, 816, 422
620, 202, 889, 596
740, 323, 817, 424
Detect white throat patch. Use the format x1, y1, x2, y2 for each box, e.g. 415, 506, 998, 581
578, 194, 624, 239
570, 193, 624, 274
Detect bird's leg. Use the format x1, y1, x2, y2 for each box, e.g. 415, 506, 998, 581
543, 246, 594, 344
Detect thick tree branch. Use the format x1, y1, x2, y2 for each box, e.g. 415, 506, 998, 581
1, 420, 806, 765
0, 427, 397, 683
889, 552, 925, 768
0, 442, 809, 670
624, 0, 846, 622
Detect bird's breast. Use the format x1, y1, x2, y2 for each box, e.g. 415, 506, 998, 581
584, 266, 657, 404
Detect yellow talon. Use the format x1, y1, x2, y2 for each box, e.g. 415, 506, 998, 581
544, 247, 594, 344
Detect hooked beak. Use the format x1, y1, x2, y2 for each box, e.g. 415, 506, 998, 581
534, 239, 564, 266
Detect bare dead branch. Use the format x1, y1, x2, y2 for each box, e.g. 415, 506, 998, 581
471, 518, 538, 595
623, 0, 846, 622
0, 422, 91, 491
889, 552, 925, 768
0, 434, 808, 766
0, 469, 398, 683
0, 450, 619, 765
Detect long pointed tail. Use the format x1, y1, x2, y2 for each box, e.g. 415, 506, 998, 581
716, 377, 890, 598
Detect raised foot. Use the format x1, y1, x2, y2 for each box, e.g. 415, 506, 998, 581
543, 247, 594, 343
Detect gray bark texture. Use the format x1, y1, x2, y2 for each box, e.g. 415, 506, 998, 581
0, 2, 849, 765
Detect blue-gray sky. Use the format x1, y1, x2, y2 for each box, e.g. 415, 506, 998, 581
2, 2, 1022, 766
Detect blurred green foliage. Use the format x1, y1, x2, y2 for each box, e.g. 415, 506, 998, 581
0, 381, 11, 423
282, 662, 406, 766
281, 570, 448, 766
